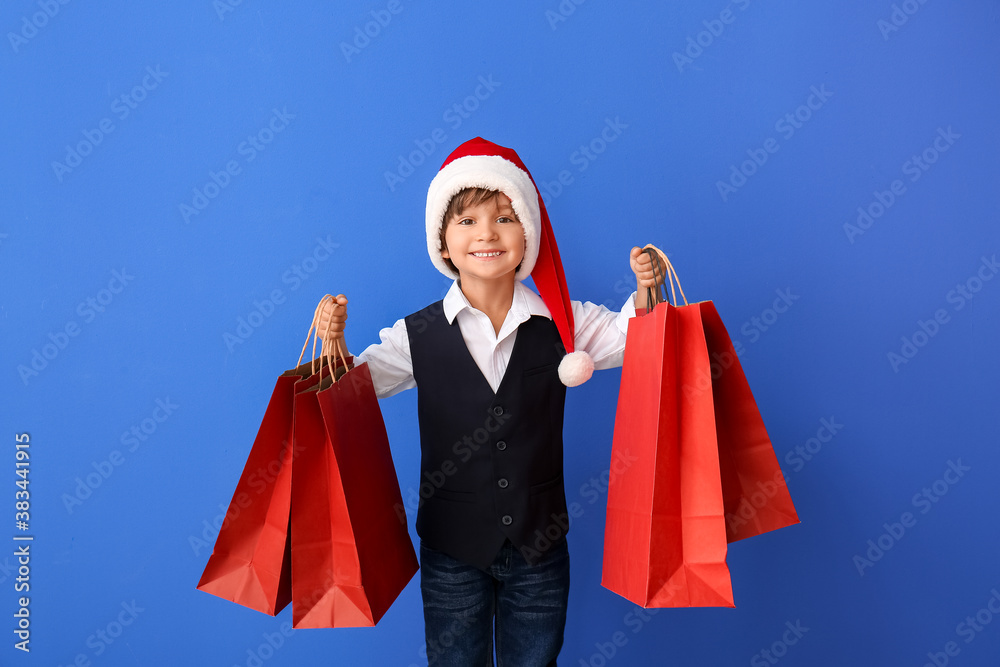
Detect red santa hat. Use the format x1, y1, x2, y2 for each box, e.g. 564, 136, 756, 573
425, 137, 594, 387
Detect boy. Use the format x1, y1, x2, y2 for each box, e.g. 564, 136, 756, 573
317, 137, 664, 665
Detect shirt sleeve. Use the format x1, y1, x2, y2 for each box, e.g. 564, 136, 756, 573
571, 291, 638, 371
353, 317, 416, 399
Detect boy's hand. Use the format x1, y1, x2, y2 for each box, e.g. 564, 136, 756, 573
315, 294, 349, 355
630, 246, 667, 288
630, 246, 668, 312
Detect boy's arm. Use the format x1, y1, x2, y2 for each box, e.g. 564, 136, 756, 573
315, 294, 415, 398
353, 319, 417, 398
571, 295, 635, 371
570, 245, 668, 371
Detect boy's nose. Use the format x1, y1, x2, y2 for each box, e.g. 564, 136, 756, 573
477, 222, 500, 241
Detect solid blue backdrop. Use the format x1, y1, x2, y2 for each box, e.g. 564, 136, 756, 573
2, 1, 998, 665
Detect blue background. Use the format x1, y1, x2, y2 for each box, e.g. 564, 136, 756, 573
2, 0, 999, 665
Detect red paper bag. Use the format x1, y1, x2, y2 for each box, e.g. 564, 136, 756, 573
196, 359, 315, 615
602, 296, 734, 608
699, 303, 799, 542
198, 301, 339, 615
601, 250, 798, 608
290, 349, 418, 629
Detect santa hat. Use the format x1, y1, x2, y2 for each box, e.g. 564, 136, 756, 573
425, 137, 593, 387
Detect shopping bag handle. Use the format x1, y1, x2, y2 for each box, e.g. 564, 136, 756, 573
320, 317, 350, 386
643, 245, 688, 308
296, 295, 326, 370
643, 247, 670, 308
296, 295, 350, 380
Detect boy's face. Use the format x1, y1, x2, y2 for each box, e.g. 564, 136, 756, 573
441, 193, 525, 286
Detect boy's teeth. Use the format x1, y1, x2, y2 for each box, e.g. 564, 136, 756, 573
472, 251, 502, 257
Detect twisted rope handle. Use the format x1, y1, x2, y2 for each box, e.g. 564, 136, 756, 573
297, 294, 330, 370
296, 295, 349, 383
320, 318, 349, 387
643, 248, 669, 309
643, 244, 688, 308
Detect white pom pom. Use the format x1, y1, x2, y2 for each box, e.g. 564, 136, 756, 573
558, 351, 594, 387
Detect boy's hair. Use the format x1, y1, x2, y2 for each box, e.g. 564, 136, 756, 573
438, 187, 522, 275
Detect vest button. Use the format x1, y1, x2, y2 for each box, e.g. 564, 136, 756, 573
496, 440, 507, 451
498, 478, 509, 489
501, 515, 512, 525
492, 405, 504, 416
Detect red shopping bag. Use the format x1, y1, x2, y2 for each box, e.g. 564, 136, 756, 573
290, 339, 418, 628
197, 360, 317, 615
700, 303, 799, 543
601, 249, 798, 608
197, 301, 338, 615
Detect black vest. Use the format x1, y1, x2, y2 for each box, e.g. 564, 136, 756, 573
405, 300, 569, 570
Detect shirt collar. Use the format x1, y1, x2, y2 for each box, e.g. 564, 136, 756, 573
442, 280, 552, 324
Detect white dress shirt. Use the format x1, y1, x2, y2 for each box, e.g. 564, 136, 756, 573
355, 281, 637, 398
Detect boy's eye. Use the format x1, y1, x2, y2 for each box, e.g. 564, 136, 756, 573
457, 218, 474, 225
496, 216, 513, 223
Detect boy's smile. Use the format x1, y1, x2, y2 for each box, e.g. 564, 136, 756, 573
441, 194, 525, 285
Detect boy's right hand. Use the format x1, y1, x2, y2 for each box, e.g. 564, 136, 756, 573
315, 294, 349, 349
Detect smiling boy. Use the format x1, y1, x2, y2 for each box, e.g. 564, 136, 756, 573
439, 189, 525, 335
318, 137, 663, 665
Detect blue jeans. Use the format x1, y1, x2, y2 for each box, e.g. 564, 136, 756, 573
420, 538, 570, 666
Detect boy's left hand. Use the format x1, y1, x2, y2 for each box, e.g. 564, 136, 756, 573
630, 245, 669, 313
630, 245, 667, 288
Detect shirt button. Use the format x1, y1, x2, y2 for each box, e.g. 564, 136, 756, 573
498, 478, 509, 489
501, 515, 512, 526
492, 406, 504, 416
496, 440, 507, 451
